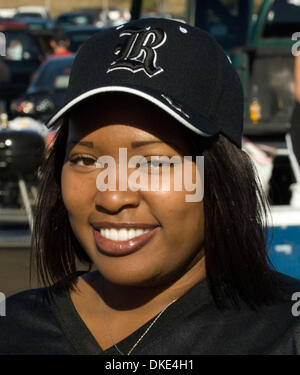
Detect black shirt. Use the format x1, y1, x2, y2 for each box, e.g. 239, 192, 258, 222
1, 271, 300, 355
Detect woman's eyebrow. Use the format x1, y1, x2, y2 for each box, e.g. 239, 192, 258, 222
131, 140, 163, 149
68, 140, 94, 148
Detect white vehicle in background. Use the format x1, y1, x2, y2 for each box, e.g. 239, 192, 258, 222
15, 6, 51, 20
0, 9, 16, 18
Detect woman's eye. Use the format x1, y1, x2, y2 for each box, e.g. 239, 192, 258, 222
138, 158, 176, 172
69, 155, 97, 167
147, 160, 171, 167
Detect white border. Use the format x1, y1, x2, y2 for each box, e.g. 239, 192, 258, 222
46, 86, 213, 138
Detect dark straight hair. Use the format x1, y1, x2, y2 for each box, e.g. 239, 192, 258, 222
30, 122, 282, 310
188, 133, 281, 310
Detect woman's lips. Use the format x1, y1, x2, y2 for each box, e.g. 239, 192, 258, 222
93, 226, 160, 257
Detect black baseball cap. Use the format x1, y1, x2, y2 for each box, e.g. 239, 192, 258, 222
46, 18, 244, 148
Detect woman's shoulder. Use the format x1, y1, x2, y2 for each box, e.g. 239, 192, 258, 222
272, 272, 300, 321
4, 270, 88, 312
273, 271, 300, 300
5, 286, 50, 306
1, 286, 55, 329
1, 287, 53, 323
0, 286, 77, 354
239, 271, 300, 316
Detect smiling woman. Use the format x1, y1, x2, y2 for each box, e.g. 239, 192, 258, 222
0, 18, 300, 355
61, 94, 206, 293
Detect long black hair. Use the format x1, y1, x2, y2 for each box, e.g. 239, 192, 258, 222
30, 121, 281, 310
191, 134, 280, 309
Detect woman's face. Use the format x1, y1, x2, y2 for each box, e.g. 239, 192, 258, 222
61, 95, 205, 288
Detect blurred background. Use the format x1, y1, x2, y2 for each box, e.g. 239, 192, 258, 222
0, 0, 300, 297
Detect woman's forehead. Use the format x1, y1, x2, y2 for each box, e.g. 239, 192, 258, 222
67, 93, 192, 151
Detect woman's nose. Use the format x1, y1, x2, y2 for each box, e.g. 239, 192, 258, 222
94, 188, 141, 214
94, 157, 142, 213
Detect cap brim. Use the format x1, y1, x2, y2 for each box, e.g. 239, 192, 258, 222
46, 85, 219, 138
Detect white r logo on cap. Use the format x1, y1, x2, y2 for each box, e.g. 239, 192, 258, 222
107, 27, 167, 78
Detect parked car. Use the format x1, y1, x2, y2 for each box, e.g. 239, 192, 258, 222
0, 126, 45, 210
11, 56, 74, 123
64, 26, 103, 52
56, 11, 98, 28
0, 17, 55, 57
0, 29, 44, 116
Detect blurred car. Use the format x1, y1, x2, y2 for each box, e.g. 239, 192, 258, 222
12, 16, 54, 31
56, 11, 98, 28
0, 125, 45, 210
64, 26, 103, 52
11, 56, 74, 123
0, 29, 44, 116
0, 17, 55, 57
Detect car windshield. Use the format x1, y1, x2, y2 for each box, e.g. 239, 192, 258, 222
28, 57, 74, 93
4, 31, 41, 61
262, 0, 300, 37
15, 12, 42, 18
27, 23, 45, 31
57, 13, 94, 27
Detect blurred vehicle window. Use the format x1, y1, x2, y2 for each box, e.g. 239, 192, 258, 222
263, 0, 300, 37
10, 56, 74, 123
26, 23, 46, 31
15, 13, 43, 19
28, 57, 73, 93
5, 31, 41, 61
73, 16, 92, 25
64, 27, 102, 52
53, 74, 70, 89
6, 39, 23, 60
56, 12, 95, 28
12, 17, 54, 31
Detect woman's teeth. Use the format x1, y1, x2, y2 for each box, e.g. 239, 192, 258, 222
100, 228, 151, 241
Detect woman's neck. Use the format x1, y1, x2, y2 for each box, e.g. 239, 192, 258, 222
79, 250, 206, 312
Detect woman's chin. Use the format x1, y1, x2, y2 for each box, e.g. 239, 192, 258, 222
92, 262, 164, 288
